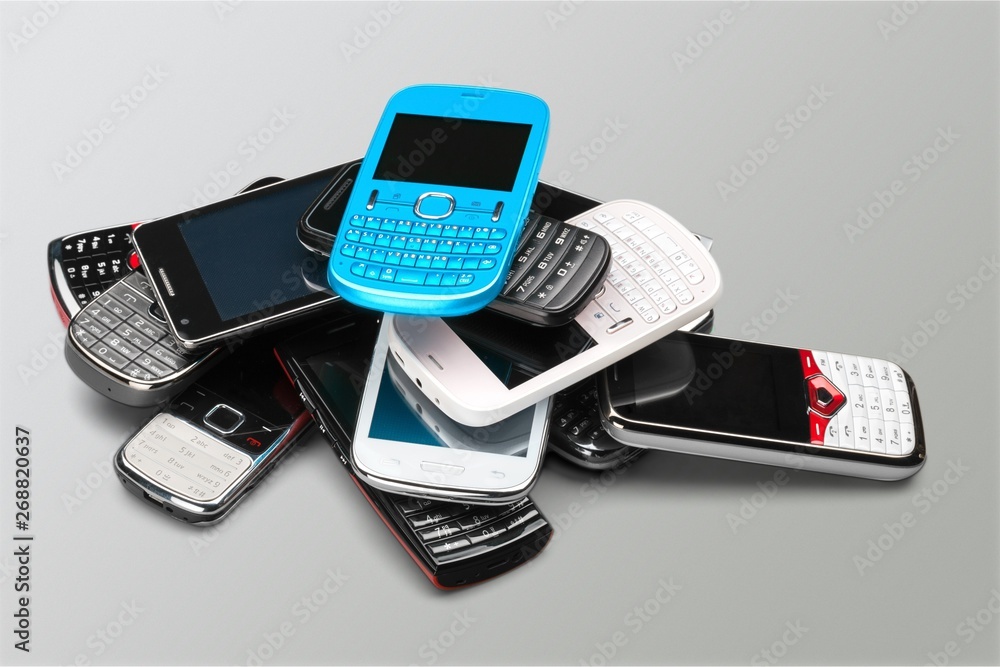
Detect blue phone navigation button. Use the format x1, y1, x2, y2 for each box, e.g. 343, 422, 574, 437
414, 192, 456, 220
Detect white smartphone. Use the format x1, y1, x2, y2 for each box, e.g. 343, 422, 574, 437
387, 356, 530, 457
388, 199, 722, 426
351, 320, 551, 505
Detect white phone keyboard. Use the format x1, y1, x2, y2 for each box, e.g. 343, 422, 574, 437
804, 351, 917, 455
123, 414, 251, 502
570, 200, 720, 341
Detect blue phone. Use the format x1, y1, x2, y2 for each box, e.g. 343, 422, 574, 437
327, 84, 550, 316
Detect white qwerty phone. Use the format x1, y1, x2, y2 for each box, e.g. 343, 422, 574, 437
387, 199, 722, 427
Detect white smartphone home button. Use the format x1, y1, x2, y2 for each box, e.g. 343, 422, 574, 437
420, 461, 464, 475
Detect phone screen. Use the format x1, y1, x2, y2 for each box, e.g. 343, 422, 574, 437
176, 170, 333, 322
370, 356, 532, 456
608, 334, 809, 440
298, 322, 532, 457
373, 113, 531, 191
443, 310, 596, 389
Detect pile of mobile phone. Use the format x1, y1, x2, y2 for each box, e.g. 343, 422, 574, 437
52, 84, 927, 590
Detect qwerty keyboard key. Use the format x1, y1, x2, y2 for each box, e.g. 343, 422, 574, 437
395, 269, 425, 286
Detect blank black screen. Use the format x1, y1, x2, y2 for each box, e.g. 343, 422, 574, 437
374, 113, 531, 191
177, 172, 331, 322
611, 335, 810, 440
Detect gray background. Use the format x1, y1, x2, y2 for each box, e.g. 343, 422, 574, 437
2, 2, 998, 665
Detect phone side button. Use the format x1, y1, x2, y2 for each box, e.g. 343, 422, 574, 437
420, 461, 465, 475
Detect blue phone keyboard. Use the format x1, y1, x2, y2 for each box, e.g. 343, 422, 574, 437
338, 214, 508, 288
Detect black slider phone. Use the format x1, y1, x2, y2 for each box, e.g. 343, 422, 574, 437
275, 312, 552, 589
299, 161, 611, 326
114, 335, 313, 524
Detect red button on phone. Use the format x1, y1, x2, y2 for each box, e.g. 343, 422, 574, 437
799, 349, 818, 376
127, 251, 140, 270
805, 375, 845, 418
808, 412, 828, 445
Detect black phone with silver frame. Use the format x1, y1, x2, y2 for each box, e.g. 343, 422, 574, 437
598, 333, 927, 481
114, 335, 313, 524
132, 165, 349, 352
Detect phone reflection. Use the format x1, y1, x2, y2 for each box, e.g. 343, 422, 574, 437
385, 355, 531, 457
607, 335, 697, 408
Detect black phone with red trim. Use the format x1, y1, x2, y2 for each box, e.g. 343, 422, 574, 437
599, 332, 926, 481
274, 311, 551, 589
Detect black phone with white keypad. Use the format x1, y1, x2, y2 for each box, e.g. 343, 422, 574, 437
114, 335, 313, 525
599, 333, 927, 480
